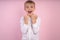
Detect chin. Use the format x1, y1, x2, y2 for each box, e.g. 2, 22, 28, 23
27, 13, 31, 15
28, 13, 31, 15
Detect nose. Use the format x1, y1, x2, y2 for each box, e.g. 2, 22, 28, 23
28, 7, 32, 10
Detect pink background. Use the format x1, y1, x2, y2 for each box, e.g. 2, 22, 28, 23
0, 0, 60, 40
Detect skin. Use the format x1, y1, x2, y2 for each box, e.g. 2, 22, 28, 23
24, 3, 37, 24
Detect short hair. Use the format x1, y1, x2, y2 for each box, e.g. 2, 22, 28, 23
24, 0, 35, 6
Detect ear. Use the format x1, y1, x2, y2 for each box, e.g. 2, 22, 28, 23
24, 6, 26, 11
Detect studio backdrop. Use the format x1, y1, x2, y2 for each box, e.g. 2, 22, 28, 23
0, 0, 60, 40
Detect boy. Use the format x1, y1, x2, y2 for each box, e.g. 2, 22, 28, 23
20, 0, 41, 40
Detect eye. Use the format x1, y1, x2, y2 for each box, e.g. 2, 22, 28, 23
31, 6, 33, 8
26, 6, 29, 8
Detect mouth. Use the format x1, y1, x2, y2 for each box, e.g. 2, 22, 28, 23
28, 11, 32, 13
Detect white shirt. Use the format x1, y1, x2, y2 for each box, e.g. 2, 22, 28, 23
20, 16, 41, 40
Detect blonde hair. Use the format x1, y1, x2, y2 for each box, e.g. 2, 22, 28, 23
24, 0, 35, 6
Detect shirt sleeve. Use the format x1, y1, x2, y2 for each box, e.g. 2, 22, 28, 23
20, 16, 29, 34
32, 16, 41, 34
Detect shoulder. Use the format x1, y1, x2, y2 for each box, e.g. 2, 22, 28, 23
20, 16, 24, 22
33, 14, 41, 22
20, 15, 27, 19
20, 16, 24, 19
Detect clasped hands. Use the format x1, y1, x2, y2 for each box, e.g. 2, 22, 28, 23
24, 14, 37, 24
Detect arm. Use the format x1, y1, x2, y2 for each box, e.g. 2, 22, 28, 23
20, 16, 29, 34
32, 16, 41, 34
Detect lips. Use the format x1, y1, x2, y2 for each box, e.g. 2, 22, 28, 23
28, 11, 32, 13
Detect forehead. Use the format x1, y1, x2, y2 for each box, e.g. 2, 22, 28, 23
25, 3, 35, 6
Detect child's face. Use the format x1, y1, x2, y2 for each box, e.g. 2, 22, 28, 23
24, 3, 35, 14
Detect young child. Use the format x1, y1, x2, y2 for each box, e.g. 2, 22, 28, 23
20, 0, 41, 40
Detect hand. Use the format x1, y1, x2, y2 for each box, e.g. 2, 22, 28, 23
31, 14, 37, 24
24, 15, 29, 24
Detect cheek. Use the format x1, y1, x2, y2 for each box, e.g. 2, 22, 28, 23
24, 8, 28, 11
32, 8, 35, 11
